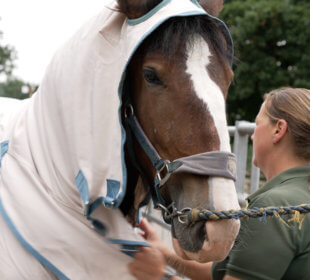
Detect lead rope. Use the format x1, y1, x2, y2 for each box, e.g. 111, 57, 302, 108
175, 204, 310, 230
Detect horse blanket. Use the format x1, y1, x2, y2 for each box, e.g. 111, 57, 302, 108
0, 0, 226, 278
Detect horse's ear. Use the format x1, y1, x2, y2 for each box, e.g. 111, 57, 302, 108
198, 0, 224, 17
117, 0, 162, 19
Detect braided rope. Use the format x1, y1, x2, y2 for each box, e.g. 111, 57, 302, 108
181, 204, 310, 229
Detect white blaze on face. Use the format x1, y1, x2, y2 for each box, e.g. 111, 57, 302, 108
186, 35, 230, 151
186, 35, 240, 211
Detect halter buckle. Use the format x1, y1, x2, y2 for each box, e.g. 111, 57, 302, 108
155, 203, 193, 224
156, 202, 177, 222
156, 160, 171, 187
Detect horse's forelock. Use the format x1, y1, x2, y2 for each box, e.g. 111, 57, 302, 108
136, 15, 232, 65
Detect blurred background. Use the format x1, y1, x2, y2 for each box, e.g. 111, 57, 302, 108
0, 0, 109, 98
0, 0, 310, 124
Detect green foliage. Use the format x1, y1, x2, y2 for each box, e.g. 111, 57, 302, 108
0, 20, 33, 99
221, 0, 310, 123
0, 29, 16, 77
0, 78, 30, 100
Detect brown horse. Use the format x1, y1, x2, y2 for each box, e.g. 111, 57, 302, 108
118, 0, 240, 263
0, 0, 240, 278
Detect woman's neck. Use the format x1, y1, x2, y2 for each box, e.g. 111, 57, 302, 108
263, 155, 308, 181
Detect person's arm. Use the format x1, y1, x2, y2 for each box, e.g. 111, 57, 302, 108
165, 253, 213, 280
136, 218, 213, 280
223, 275, 240, 280
127, 245, 184, 280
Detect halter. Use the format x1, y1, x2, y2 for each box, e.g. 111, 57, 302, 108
124, 103, 237, 223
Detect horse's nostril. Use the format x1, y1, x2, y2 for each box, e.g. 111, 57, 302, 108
199, 222, 207, 242
173, 220, 206, 253
203, 222, 208, 241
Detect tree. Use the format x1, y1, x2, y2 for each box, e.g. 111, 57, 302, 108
0, 20, 33, 99
0, 79, 31, 100
0, 25, 16, 77
221, 0, 310, 123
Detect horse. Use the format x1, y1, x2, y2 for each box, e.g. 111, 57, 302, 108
0, 0, 240, 278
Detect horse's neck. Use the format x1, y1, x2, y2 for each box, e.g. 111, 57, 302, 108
119, 147, 139, 217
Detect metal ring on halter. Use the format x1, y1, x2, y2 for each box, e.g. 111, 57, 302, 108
156, 160, 171, 187
164, 204, 179, 220
155, 203, 170, 213
177, 207, 192, 224
155, 203, 192, 224
124, 104, 134, 118
156, 202, 176, 220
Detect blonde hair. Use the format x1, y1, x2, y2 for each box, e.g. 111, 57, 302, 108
264, 87, 310, 161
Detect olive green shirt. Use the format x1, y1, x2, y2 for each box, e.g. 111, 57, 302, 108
212, 166, 310, 280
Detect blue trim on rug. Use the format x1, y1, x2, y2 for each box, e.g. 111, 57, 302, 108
0, 140, 9, 167
116, 73, 129, 209
107, 179, 121, 202
79, 177, 121, 213
108, 238, 149, 247
75, 171, 107, 235
88, 195, 114, 211
108, 238, 149, 257
119, 245, 138, 257
88, 197, 104, 213
75, 170, 90, 205
127, 0, 171, 26
0, 199, 70, 280
191, 0, 200, 7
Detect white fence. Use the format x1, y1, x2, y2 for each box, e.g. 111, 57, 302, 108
229, 121, 261, 205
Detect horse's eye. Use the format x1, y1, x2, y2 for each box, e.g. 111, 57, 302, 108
143, 67, 163, 86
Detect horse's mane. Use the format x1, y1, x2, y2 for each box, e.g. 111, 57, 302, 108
136, 15, 232, 64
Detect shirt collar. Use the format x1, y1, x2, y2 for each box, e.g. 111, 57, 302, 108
247, 165, 310, 202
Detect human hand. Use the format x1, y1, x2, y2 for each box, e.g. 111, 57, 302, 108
127, 246, 166, 280
135, 218, 166, 252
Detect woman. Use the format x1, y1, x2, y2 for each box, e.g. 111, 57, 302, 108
129, 87, 310, 280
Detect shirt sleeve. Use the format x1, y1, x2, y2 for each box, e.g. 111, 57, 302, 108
225, 196, 297, 280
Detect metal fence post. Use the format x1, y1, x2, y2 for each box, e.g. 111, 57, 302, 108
232, 121, 257, 204
233, 121, 248, 204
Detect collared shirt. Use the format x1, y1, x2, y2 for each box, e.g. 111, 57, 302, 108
212, 165, 310, 280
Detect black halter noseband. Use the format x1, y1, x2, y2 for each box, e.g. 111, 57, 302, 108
123, 102, 237, 223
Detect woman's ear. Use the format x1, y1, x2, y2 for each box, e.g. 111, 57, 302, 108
117, 0, 162, 19
273, 119, 288, 144
197, 0, 224, 17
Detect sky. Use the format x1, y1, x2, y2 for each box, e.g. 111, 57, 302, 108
1, 0, 112, 84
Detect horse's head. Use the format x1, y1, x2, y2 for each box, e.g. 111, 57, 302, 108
118, 0, 240, 263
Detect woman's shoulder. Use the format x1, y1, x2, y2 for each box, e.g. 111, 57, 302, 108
250, 175, 310, 208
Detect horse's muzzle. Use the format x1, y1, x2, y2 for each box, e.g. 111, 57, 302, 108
172, 218, 240, 263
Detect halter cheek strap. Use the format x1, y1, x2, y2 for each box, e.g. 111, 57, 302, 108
124, 104, 237, 211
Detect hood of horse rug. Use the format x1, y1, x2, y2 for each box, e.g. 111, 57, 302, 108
0, 0, 230, 279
